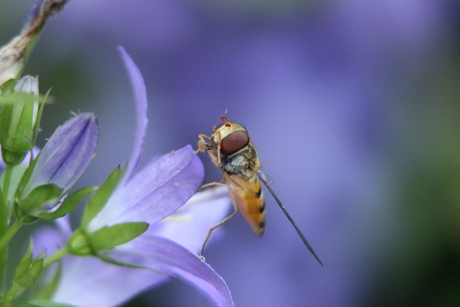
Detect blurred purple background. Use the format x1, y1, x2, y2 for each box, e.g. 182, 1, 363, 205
2, 1, 460, 306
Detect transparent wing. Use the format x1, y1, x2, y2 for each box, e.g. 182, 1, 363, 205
256, 169, 273, 186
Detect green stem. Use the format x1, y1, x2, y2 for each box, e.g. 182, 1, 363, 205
2, 165, 12, 209
0, 246, 69, 306
0, 165, 14, 294
0, 220, 21, 255
43, 246, 69, 270
0, 281, 22, 307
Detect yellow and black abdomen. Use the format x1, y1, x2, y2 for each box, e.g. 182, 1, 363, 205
230, 174, 266, 236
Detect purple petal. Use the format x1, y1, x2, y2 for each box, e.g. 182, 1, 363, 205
148, 186, 231, 252
52, 254, 167, 307
89, 145, 203, 230
115, 235, 234, 307
117, 46, 148, 187
32, 216, 165, 307
24, 113, 99, 195
14, 75, 39, 94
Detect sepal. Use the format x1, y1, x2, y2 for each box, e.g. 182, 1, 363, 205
37, 186, 97, 220
81, 166, 121, 229
14, 239, 44, 288
17, 184, 62, 216
87, 222, 148, 251
68, 221, 148, 258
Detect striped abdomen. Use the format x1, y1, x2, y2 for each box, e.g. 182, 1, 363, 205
230, 174, 266, 236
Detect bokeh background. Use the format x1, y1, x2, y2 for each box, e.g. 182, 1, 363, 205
2, 1, 460, 306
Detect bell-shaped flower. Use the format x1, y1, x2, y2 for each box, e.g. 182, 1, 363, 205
16, 112, 98, 216
33, 47, 233, 307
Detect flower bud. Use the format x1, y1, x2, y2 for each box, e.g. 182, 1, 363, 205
0, 76, 42, 165
18, 113, 99, 208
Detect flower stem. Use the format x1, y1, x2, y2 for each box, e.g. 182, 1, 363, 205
2, 165, 13, 208
0, 282, 23, 307
0, 246, 69, 307
0, 219, 22, 254
43, 246, 69, 270
0, 202, 6, 295
0, 164, 14, 294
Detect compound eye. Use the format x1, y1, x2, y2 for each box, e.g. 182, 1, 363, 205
220, 130, 250, 155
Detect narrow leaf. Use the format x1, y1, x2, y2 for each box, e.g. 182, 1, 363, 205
88, 222, 148, 251
38, 186, 97, 220
16, 155, 39, 199
0, 92, 48, 105
81, 166, 121, 229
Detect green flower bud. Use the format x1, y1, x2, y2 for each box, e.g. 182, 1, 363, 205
67, 229, 92, 257
0, 75, 43, 165
14, 240, 44, 288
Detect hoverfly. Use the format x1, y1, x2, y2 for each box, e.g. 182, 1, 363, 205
196, 117, 323, 265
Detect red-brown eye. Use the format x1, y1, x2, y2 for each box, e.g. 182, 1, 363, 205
220, 130, 249, 155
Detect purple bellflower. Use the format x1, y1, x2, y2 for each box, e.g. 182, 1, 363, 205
22, 112, 98, 197
13, 112, 98, 218
34, 47, 233, 307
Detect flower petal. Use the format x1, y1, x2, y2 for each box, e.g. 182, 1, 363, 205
52, 255, 166, 307
50, 236, 234, 307
115, 235, 234, 307
117, 46, 148, 187
148, 186, 231, 252
89, 145, 203, 230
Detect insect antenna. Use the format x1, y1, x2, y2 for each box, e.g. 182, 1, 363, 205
257, 174, 323, 266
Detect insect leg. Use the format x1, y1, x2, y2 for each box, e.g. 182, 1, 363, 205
200, 186, 239, 260
196, 134, 212, 153
198, 174, 243, 191
198, 181, 232, 190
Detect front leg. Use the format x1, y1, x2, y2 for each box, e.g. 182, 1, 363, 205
196, 133, 212, 154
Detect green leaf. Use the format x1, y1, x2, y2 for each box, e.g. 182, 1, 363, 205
81, 166, 121, 229
38, 186, 97, 220
0, 92, 48, 105
31, 88, 50, 146
26, 300, 77, 307
5, 162, 28, 204
18, 184, 62, 214
88, 222, 148, 251
15, 154, 39, 198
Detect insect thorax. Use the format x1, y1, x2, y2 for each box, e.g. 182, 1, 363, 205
220, 144, 258, 180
